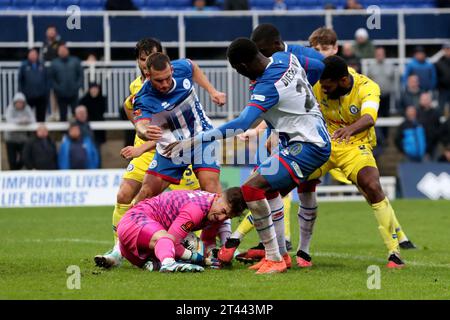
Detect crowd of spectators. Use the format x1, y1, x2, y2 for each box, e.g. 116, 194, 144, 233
2, 20, 450, 170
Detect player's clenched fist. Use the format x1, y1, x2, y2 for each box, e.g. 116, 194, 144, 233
210, 90, 226, 107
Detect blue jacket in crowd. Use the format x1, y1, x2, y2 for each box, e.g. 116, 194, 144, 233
58, 135, 99, 169
395, 120, 427, 162
18, 60, 49, 99
402, 58, 437, 91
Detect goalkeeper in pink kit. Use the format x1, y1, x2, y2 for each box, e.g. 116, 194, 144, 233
117, 188, 247, 272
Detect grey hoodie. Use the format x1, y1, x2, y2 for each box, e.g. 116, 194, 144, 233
5, 92, 36, 143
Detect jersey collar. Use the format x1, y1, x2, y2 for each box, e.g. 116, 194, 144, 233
284, 42, 288, 52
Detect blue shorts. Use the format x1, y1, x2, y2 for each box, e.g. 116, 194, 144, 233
147, 140, 220, 184
256, 141, 331, 191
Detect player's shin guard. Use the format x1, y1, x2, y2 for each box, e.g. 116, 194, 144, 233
241, 185, 281, 262
155, 237, 176, 263
297, 192, 317, 255
283, 193, 292, 241
218, 219, 232, 246
232, 212, 254, 240
112, 203, 132, 243
267, 192, 287, 256
371, 197, 400, 255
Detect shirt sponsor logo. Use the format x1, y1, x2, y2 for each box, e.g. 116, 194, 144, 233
290, 161, 304, 178
133, 109, 142, 117
251, 94, 266, 102
181, 221, 195, 232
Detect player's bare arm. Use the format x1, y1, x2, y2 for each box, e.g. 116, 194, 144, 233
120, 140, 157, 160
135, 119, 163, 141
332, 114, 375, 143
190, 59, 226, 106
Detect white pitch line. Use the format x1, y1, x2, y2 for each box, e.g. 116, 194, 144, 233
314, 251, 450, 269
6, 239, 450, 269
6, 238, 111, 245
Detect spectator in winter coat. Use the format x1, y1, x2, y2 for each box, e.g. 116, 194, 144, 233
395, 106, 427, 162
402, 46, 437, 92
58, 123, 99, 169
4, 92, 36, 170
18, 48, 49, 122
49, 43, 83, 121
23, 124, 58, 170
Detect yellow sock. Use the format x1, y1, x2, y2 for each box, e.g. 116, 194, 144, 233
235, 211, 255, 238
112, 203, 132, 243
283, 193, 292, 241
371, 197, 399, 255
387, 199, 408, 243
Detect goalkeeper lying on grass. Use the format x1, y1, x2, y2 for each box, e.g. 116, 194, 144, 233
116, 188, 247, 273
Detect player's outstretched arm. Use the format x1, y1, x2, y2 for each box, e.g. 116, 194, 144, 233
163, 106, 262, 157
190, 59, 226, 106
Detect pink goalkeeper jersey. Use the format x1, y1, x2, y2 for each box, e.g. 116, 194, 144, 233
127, 190, 220, 247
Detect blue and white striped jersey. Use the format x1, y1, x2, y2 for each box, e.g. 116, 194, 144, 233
133, 59, 213, 154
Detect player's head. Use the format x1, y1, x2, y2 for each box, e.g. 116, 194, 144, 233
319, 55, 351, 99
250, 23, 284, 58
309, 27, 338, 57
135, 38, 163, 77
208, 187, 247, 222
227, 37, 266, 80
146, 52, 174, 94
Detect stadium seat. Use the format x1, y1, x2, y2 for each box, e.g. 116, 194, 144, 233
132, 0, 147, 9
34, 0, 58, 9
0, 0, 11, 9
79, 0, 105, 10
59, 0, 81, 8
11, 0, 35, 9
171, 0, 191, 8
143, 0, 168, 9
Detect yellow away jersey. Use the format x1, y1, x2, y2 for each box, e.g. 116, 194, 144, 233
124, 76, 147, 148
313, 67, 380, 147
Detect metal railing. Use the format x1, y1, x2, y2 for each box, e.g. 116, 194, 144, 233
0, 60, 251, 120
1, 8, 450, 59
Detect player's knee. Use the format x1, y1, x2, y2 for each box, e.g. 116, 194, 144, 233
298, 192, 318, 212
116, 189, 134, 204
361, 179, 384, 201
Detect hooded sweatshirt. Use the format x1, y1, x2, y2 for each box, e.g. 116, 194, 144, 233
4, 92, 36, 143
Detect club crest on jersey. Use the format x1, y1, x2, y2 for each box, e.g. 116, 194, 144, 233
290, 161, 304, 178
149, 160, 158, 169
289, 143, 303, 156
181, 221, 195, 232
349, 105, 359, 114
183, 79, 191, 90
126, 163, 134, 172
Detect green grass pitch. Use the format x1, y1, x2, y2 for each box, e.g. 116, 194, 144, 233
1, 200, 449, 300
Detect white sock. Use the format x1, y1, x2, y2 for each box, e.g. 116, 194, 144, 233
297, 192, 318, 255
161, 257, 175, 266
246, 198, 281, 261
113, 241, 122, 257
218, 219, 232, 245
268, 194, 287, 256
